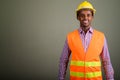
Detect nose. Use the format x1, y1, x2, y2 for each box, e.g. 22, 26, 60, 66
84, 15, 88, 20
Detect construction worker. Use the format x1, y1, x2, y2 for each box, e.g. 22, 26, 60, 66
58, 1, 114, 80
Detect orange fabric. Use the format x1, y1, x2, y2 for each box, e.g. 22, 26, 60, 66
67, 29, 104, 80
70, 66, 101, 72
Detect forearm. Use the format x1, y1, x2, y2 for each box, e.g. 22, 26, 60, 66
59, 59, 69, 80
102, 59, 114, 80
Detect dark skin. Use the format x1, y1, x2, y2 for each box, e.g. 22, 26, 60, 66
77, 9, 94, 34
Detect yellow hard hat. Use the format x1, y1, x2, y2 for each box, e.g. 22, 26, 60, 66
76, 1, 96, 13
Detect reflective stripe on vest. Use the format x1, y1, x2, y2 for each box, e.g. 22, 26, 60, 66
71, 61, 101, 66
70, 60, 101, 78
70, 71, 101, 78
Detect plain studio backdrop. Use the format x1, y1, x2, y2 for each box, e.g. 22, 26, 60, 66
0, 0, 120, 80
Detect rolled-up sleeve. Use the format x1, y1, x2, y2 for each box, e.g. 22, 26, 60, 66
100, 37, 114, 80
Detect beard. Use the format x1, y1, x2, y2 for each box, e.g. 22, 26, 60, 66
80, 20, 91, 32
81, 22, 91, 28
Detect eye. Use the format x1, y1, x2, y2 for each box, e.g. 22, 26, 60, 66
79, 14, 85, 18
87, 14, 92, 17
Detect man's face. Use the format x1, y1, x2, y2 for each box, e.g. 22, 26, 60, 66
77, 9, 93, 28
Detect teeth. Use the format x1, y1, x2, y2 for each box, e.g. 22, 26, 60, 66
83, 20, 88, 23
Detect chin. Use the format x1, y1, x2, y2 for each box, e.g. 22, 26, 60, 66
81, 23, 90, 28
83, 25, 89, 28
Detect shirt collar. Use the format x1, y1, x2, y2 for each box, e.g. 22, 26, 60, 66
78, 27, 93, 34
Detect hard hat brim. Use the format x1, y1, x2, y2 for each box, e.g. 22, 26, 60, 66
76, 8, 96, 14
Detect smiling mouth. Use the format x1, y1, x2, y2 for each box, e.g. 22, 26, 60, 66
83, 20, 88, 24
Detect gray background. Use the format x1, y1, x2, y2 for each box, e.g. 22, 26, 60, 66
0, 0, 120, 80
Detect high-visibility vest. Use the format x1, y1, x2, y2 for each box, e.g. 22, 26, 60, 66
67, 29, 105, 80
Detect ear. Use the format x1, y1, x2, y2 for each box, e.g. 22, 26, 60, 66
92, 16, 94, 19
77, 16, 79, 20
77, 16, 80, 20
77, 17, 81, 23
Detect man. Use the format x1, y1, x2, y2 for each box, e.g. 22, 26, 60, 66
59, 1, 114, 80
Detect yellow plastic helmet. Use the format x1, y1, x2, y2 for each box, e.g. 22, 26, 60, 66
76, 1, 96, 14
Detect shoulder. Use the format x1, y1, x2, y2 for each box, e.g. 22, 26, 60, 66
94, 29, 105, 36
67, 29, 79, 42
94, 29, 105, 40
94, 29, 104, 35
67, 29, 78, 36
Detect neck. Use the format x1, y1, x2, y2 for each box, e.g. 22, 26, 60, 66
81, 26, 90, 34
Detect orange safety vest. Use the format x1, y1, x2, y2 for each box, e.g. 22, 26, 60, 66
67, 29, 105, 80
